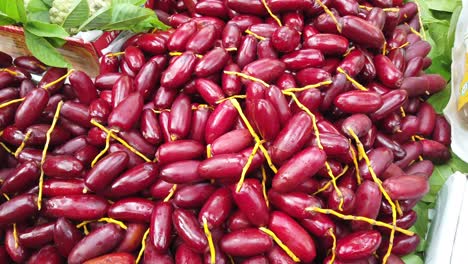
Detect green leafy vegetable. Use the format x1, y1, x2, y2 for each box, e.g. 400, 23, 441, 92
24, 28, 71, 68
25, 20, 69, 38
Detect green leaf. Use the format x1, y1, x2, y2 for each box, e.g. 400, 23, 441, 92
101, 4, 169, 31
46, 37, 66, 47
78, 6, 112, 31
0, 11, 17, 25
60, 0, 90, 28
26, 0, 49, 12
28, 11, 51, 22
24, 28, 71, 68
16, 0, 27, 23
402, 254, 424, 264
41, 0, 52, 7
112, 0, 146, 5
0, 0, 21, 22
419, 0, 461, 13
427, 84, 451, 113
25, 21, 69, 38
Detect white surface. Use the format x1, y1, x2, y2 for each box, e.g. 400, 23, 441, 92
425, 172, 467, 264
445, 0, 468, 163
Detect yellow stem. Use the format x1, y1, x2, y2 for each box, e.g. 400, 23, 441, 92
216, 95, 247, 105
328, 228, 337, 264
306, 207, 414, 236
225, 47, 238, 52
0, 142, 14, 156
245, 29, 267, 41
105, 51, 125, 57
38, 101, 64, 210
413, 0, 427, 40
336, 67, 368, 91
1, 68, 19, 76
260, 0, 282, 26
261, 166, 269, 207
206, 144, 212, 158
236, 141, 261, 192
349, 145, 362, 185
203, 218, 216, 264
90, 119, 151, 162
382, 42, 387, 55
0, 98, 25, 109
325, 161, 344, 211
400, 107, 407, 117
14, 130, 32, 158
163, 184, 177, 202
313, 165, 349, 195
91, 130, 114, 167
43, 70, 74, 90
316, 0, 341, 33
405, 23, 423, 39
282, 80, 333, 93
223, 71, 270, 88
13, 223, 19, 248
136, 228, 150, 263
259, 227, 301, 262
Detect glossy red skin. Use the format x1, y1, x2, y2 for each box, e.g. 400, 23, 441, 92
220, 228, 272, 257
149, 180, 174, 200
404, 160, 434, 179
242, 59, 286, 85
155, 140, 202, 165
269, 211, 316, 262
143, 243, 174, 264
89, 98, 111, 124
168, 21, 197, 51
0, 87, 20, 104
269, 190, 322, 219
53, 217, 83, 257
99, 54, 119, 74
172, 209, 208, 253
95, 73, 123, 90
400, 74, 447, 97
43, 179, 85, 197
100, 90, 113, 104
432, 115, 451, 146
195, 47, 229, 77
38, 68, 67, 94
351, 181, 382, 230
276, 72, 297, 90
421, 139, 451, 164
257, 38, 279, 60
14, 88, 49, 130
118, 130, 156, 157
175, 243, 203, 264
265, 85, 292, 127
388, 48, 406, 73
161, 51, 197, 89
5, 228, 31, 263
236, 35, 258, 68
43, 155, 83, 178
195, 78, 225, 105
159, 160, 201, 184
232, 179, 269, 227
271, 26, 300, 53
269, 112, 313, 164
140, 109, 162, 145
405, 40, 431, 61
296, 67, 332, 87
83, 252, 135, 264
124, 46, 146, 72
159, 111, 172, 143
281, 49, 324, 71
267, 245, 296, 264
394, 141, 423, 169
68, 70, 98, 105
374, 54, 403, 88
0, 71, 15, 90
248, 23, 279, 39
341, 16, 385, 48
150, 202, 173, 252
85, 151, 129, 192
44, 195, 109, 221
205, 100, 238, 144
195, 0, 228, 18
379, 210, 418, 235
198, 187, 233, 228
338, 49, 366, 77
211, 129, 253, 155
138, 33, 167, 55
336, 230, 382, 261
74, 144, 100, 167
328, 187, 356, 214
404, 57, 424, 78
169, 94, 192, 140
173, 183, 217, 209
220, 64, 241, 97
334, 91, 383, 114
379, 234, 420, 256
198, 153, 244, 180
0, 194, 38, 224
19, 222, 55, 248
417, 102, 436, 137
107, 198, 155, 223
226, 0, 266, 15
26, 245, 63, 264
340, 114, 372, 139
272, 147, 326, 192
1, 161, 40, 194
0, 51, 13, 67
370, 90, 408, 121
67, 224, 124, 264
309, 133, 349, 157
366, 6, 386, 29
301, 213, 336, 238
186, 24, 218, 54
60, 101, 92, 128
226, 211, 252, 231
108, 92, 143, 131
108, 163, 158, 197
111, 75, 134, 108
115, 223, 147, 253
314, 9, 342, 34
359, 147, 394, 180
333, 0, 359, 15
383, 175, 430, 200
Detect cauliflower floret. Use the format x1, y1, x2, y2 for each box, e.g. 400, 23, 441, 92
49, 0, 111, 25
